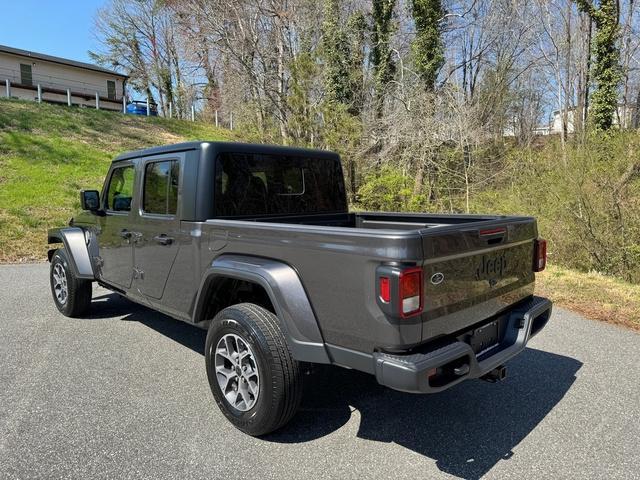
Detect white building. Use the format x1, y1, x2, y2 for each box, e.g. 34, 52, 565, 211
0, 44, 127, 111
547, 104, 637, 134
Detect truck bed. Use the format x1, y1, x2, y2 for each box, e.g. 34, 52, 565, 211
191, 211, 537, 356
231, 211, 505, 231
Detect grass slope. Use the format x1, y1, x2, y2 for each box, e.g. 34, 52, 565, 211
538, 265, 640, 331
0, 98, 234, 261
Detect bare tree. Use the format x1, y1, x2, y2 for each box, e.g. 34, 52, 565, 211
91, 0, 189, 116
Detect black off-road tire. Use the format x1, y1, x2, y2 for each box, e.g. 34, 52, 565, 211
205, 303, 303, 436
50, 248, 92, 317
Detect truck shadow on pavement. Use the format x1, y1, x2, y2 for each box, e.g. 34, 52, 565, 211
272, 351, 581, 479
91, 293, 582, 480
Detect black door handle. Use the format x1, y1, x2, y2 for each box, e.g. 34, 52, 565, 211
153, 234, 174, 246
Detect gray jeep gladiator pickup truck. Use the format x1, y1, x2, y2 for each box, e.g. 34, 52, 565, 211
48, 141, 552, 436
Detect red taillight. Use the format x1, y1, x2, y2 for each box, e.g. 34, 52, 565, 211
379, 277, 390, 303
534, 238, 547, 272
399, 268, 423, 317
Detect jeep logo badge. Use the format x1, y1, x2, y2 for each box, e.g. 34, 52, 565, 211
430, 272, 445, 285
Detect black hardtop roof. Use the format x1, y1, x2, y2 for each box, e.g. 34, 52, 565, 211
113, 141, 339, 162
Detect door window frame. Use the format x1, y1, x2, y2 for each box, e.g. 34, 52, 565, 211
138, 155, 182, 221
102, 161, 136, 216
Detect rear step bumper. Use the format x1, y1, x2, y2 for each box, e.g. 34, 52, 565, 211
372, 296, 552, 394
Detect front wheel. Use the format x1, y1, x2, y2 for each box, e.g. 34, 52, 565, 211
50, 248, 92, 317
205, 303, 303, 436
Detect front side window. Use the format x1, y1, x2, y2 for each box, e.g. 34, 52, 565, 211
105, 165, 135, 212
20, 64, 32, 86
214, 152, 346, 217
107, 80, 116, 100
143, 160, 180, 215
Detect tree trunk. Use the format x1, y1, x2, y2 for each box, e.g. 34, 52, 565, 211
275, 25, 288, 143
633, 88, 640, 128
563, 3, 572, 140
584, 16, 592, 131
413, 158, 425, 196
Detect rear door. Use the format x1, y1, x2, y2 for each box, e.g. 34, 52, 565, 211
420, 219, 538, 340
98, 162, 136, 289
133, 154, 184, 300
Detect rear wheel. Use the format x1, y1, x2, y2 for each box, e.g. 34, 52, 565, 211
205, 303, 303, 436
50, 248, 92, 317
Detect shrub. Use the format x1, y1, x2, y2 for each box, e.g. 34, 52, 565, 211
357, 168, 422, 211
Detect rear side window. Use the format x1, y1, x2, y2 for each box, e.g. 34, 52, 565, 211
214, 152, 346, 217
105, 165, 135, 212
143, 160, 180, 215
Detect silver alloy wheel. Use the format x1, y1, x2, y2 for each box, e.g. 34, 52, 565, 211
52, 263, 68, 305
215, 333, 260, 412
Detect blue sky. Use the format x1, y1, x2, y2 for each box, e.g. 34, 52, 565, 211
0, 0, 106, 63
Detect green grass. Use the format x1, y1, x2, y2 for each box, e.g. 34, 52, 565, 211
0, 98, 234, 261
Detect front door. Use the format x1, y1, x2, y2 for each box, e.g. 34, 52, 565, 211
98, 162, 136, 289
133, 156, 183, 300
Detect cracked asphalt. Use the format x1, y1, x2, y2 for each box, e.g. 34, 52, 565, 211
1, 263, 639, 479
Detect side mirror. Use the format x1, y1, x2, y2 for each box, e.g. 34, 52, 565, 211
80, 190, 100, 211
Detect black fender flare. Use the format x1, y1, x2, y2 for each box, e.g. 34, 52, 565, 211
192, 254, 330, 364
47, 227, 95, 280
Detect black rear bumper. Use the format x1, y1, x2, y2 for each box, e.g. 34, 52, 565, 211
372, 296, 552, 393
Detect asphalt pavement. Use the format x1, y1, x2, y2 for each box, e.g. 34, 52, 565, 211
1, 263, 639, 479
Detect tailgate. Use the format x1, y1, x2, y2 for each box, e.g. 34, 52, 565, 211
419, 218, 538, 341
